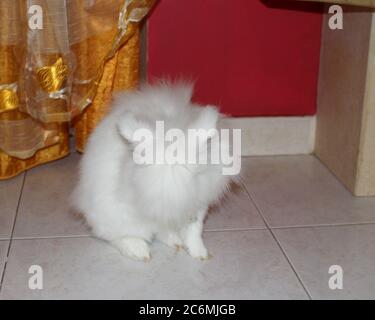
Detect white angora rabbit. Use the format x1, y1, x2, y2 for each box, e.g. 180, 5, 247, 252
73, 82, 238, 261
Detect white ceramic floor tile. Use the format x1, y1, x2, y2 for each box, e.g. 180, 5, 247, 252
204, 183, 265, 231
0, 174, 24, 239
274, 224, 375, 299
0, 241, 9, 285
0, 230, 307, 299
241, 156, 375, 227
13, 153, 89, 238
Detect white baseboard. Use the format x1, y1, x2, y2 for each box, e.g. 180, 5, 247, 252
220, 116, 316, 156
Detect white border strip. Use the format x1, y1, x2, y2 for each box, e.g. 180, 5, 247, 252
220, 116, 316, 156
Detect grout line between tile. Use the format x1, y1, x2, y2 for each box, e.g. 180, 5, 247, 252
270, 221, 375, 230
241, 181, 313, 300
10, 229, 269, 241
0, 171, 26, 292
0, 239, 9, 293
239, 179, 271, 227
204, 227, 267, 233
7, 222, 375, 242
241, 155, 311, 160
266, 229, 313, 300
11, 234, 91, 241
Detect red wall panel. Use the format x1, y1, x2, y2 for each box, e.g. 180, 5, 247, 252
148, 0, 323, 117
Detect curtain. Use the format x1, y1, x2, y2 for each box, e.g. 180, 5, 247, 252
0, 0, 155, 179
292, 0, 375, 7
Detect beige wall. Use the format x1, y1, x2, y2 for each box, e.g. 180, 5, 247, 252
316, 6, 375, 196
356, 16, 375, 195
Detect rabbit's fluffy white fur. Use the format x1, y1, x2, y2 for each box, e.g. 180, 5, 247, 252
72, 82, 235, 261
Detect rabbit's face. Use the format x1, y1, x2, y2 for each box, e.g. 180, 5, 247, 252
117, 104, 220, 170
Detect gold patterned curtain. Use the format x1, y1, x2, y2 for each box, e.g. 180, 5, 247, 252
291, 0, 375, 8
0, 0, 155, 179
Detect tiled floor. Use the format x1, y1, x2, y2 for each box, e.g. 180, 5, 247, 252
0, 153, 374, 299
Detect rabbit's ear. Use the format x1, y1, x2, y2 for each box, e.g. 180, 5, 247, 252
194, 105, 219, 130
117, 112, 150, 143
192, 105, 219, 140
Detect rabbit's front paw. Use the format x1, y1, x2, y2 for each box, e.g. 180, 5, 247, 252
186, 238, 210, 260
113, 237, 151, 262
